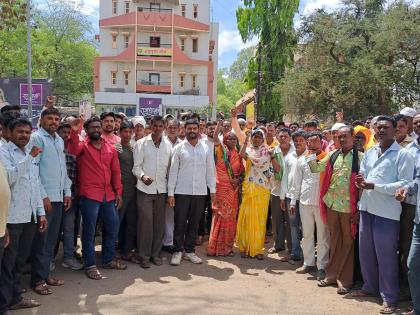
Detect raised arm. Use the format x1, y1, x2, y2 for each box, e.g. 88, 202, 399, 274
213, 119, 223, 146
67, 118, 85, 157
239, 133, 250, 159
230, 107, 246, 145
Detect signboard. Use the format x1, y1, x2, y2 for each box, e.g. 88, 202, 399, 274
138, 97, 162, 116
137, 47, 172, 57
20, 83, 43, 106
246, 101, 255, 121
79, 100, 92, 119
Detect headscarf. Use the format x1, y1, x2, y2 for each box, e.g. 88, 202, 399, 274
251, 128, 265, 139
131, 116, 146, 128
354, 125, 372, 151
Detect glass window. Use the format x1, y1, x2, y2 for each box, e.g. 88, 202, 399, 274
193, 4, 198, 18
192, 38, 198, 53
179, 74, 185, 88
112, 0, 117, 14
180, 38, 185, 51
111, 72, 117, 85
181, 4, 186, 17
124, 72, 129, 86
112, 34, 117, 49
125, 2, 130, 13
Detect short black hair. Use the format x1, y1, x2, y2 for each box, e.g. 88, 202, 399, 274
84, 116, 101, 129
292, 130, 307, 141
308, 131, 323, 141
278, 127, 292, 136
352, 120, 364, 127
9, 118, 32, 131
394, 114, 409, 124
257, 116, 267, 125
377, 115, 397, 128
2, 111, 22, 128
339, 125, 354, 135
115, 113, 125, 121
100, 112, 115, 121
120, 120, 133, 130
57, 123, 71, 132
206, 121, 217, 128
0, 105, 21, 114
304, 120, 318, 128
266, 122, 276, 128
185, 119, 199, 128
41, 107, 61, 118
151, 115, 164, 125
276, 121, 286, 128
289, 122, 300, 128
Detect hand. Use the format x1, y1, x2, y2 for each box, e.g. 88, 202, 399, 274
289, 205, 296, 216
70, 118, 82, 132
30, 146, 42, 158
167, 196, 175, 207
64, 196, 72, 211
141, 175, 153, 186
115, 195, 123, 210
210, 193, 216, 204
268, 147, 275, 158
396, 187, 408, 202
43, 197, 52, 212
229, 178, 240, 189
4, 229, 10, 248
355, 177, 374, 190
351, 212, 360, 225
280, 199, 286, 211
46, 95, 56, 109
336, 111, 344, 123
230, 107, 237, 117
218, 111, 225, 120
38, 215, 48, 232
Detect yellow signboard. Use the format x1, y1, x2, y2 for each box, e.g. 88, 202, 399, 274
137, 47, 172, 57
246, 101, 255, 121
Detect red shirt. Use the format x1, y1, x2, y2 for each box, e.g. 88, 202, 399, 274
67, 130, 122, 202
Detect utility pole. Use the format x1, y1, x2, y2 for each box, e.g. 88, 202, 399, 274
255, 42, 262, 120
27, 0, 33, 123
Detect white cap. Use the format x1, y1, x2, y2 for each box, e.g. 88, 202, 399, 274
331, 123, 346, 131
131, 116, 146, 128
400, 107, 417, 118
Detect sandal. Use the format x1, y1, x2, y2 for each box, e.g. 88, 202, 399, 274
318, 279, 334, 287
102, 259, 127, 270
46, 277, 64, 286
240, 252, 248, 258
227, 251, 235, 257
380, 302, 397, 314
122, 252, 141, 264
350, 290, 376, 298
256, 254, 264, 260
337, 286, 350, 295
9, 298, 41, 310
268, 247, 284, 254
85, 267, 103, 280
151, 257, 163, 266
32, 282, 52, 295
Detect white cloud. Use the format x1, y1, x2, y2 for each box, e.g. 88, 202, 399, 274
218, 29, 257, 57
79, 0, 99, 17
301, 0, 341, 16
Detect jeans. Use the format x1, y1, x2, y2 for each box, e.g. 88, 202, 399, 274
408, 223, 420, 315
62, 198, 79, 260
80, 197, 119, 268
31, 202, 63, 286
285, 197, 302, 259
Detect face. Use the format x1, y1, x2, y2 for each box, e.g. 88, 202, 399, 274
338, 128, 355, 151
239, 122, 246, 130
277, 131, 291, 147
114, 118, 122, 132
151, 120, 165, 136
207, 125, 216, 138
58, 127, 71, 142
322, 130, 332, 142
307, 136, 322, 152
186, 123, 199, 140
120, 127, 133, 142
40, 114, 60, 134
225, 133, 238, 150
166, 121, 179, 137
134, 124, 145, 139
145, 126, 152, 136
290, 124, 298, 133
376, 120, 395, 143
11, 125, 31, 148
354, 132, 366, 151
293, 136, 307, 154
332, 130, 340, 147
178, 123, 186, 139
251, 132, 264, 147
101, 116, 115, 134
266, 125, 275, 138
413, 115, 420, 137
246, 119, 254, 130
395, 120, 409, 142
199, 120, 206, 134
222, 121, 232, 134
365, 119, 372, 128
86, 121, 102, 140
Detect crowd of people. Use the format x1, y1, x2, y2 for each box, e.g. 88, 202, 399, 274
0, 101, 419, 315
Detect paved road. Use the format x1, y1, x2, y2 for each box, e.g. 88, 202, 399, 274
14, 241, 407, 315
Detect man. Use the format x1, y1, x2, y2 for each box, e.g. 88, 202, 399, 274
290, 131, 329, 280
130, 116, 146, 147
0, 118, 46, 311
322, 129, 332, 144
68, 116, 125, 280
308, 126, 362, 294
222, 120, 232, 137
268, 128, 295, 254
327, 123, 346, 152
133, 116, 172, 268
162, 119, 181, 253
168, 119, 216, 265
30, 107, 72, 294
395, 114, 414, 147
400, 107, 417, 138
100, 112, 120, 145
199, 118, 207, 136
289, 122, 299, 133
280, 130, 306, 262
115, 121, 139, 264
56, 123, 83, 271
266, 123, 279, 148
178, 121, 186, 140
114, 113, 124, 135
352, 116, 414, 314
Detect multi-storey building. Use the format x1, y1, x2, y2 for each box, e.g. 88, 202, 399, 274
94, 0, 218, 117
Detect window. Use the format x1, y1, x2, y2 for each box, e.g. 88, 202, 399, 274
179, 74, 185, 88
112, 0, 117, 15
111, 72, 117, 85
124, 34, 129, 48
150, 36, 160, 47
112, 34, 117, 49
124, 72, 129, 86
125, 2, 130, 13
181, 4, 186, 17
180, 38, 185, 51
192, 38, 198, 53
191, 74, 197, 88
149, 73, 160, 85
193, 4, 198, 18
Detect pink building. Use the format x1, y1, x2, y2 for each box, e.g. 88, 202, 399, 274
94, 0, 218, 117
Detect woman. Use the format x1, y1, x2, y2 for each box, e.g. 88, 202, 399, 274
207, 120, 245, 257
236, 128, 280, 259
354, 125, 372, 152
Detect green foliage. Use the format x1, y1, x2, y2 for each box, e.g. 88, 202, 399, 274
0, 0, 26, 30
229, 46, 255, 81
279, 0, 419, 121
217, 68, 247, 117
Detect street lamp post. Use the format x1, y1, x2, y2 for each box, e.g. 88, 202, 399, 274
27, 0, 32, 123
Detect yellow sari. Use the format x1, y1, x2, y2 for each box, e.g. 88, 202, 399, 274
236, 144, 272, 257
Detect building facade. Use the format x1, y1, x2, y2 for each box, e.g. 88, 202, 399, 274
95, 0, 218, 117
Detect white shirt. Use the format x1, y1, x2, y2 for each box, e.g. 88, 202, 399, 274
290, 152, 320, 206
132, 134, 172, 194
280, 150, 300, 200
168, 139, 216, 196
271, 145, 295, 197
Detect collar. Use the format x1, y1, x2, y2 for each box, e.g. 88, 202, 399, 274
7, 141, 29, 154
374, 140, 401, 153
39, 127, 57, 138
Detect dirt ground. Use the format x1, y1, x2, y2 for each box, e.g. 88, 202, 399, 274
14, 239, 409, 315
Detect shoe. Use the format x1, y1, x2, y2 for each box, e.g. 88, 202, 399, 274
296, 265, 315, 274
62, 257, 84, 271
170, 252, 183, 266
49, 261, 55, 272
317, 269, 326, 281
183, 252, 202, 264
162, 245, 174, 254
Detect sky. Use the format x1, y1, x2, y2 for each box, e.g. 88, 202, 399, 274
78, 0, 343, 69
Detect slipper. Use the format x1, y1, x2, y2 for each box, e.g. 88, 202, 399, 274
85, 267, 103, 280
337, 286, 350, 295
380, 302, 397, 314
350, 290, 376, 298
32, 282, 52, 295
46, 277, 64, 286
9, 298, 41, 310
318, 280, 334, 287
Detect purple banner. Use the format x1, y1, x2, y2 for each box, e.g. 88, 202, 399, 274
138, 97, 162, 116
20, 84, 43, 106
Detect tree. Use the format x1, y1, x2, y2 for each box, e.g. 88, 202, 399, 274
229, 47, 255, 81
0, 0, 26, 30
216, 68, 247, 116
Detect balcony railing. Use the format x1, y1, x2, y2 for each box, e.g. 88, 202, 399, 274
137, 7, 172, 13
139, 80, 171, 86
173, 88, 200, 96
137, 43, 172, 48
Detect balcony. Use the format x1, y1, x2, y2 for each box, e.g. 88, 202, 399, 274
173, 88, 200, 96
136, 79, 171, 93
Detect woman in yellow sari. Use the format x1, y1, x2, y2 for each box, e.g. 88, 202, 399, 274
236, 128, 280, 259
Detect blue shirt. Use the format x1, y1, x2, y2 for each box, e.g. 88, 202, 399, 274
0, 142, 45, 224
31, 128, 71, 202
406, 139, 420, 224
359, 141, 415, 221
